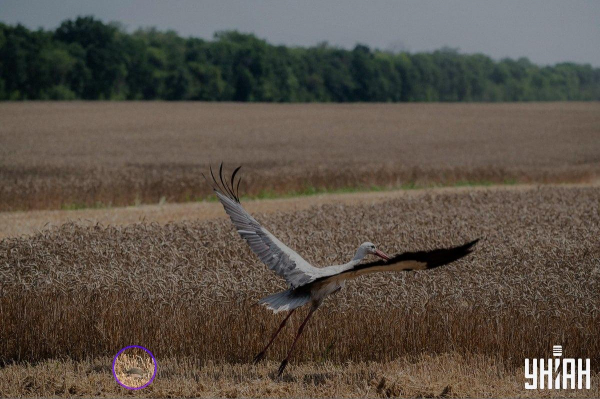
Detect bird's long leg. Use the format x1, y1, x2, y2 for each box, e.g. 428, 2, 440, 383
277, 306, 317, 376
253, 309, 296, 364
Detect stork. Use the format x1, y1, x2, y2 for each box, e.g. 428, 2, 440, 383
206, 165, 479, 376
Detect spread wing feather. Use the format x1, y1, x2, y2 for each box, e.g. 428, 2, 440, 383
208, 165, 319, 289
314, 239, 479, 283
356, 238, 479, 273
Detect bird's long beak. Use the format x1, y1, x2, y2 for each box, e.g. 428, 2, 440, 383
375, 249, 391, 261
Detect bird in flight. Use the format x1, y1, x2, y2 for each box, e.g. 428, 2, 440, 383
207, 164, 479, 376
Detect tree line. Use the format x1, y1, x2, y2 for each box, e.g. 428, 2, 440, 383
1, 16, 599, 101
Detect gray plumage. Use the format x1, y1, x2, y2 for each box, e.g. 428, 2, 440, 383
258, 288, 311, 312
215, 190, 320, 289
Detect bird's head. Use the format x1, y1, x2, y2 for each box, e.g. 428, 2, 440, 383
355, 242, 391, 261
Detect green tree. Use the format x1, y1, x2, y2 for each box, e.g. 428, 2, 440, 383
1, 19, 599, 102
54, 16, 126, 99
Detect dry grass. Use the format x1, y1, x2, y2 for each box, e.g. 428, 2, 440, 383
113, 348, 155, 389
1, 102, 599, 211
1, 186, 598, 372
1, 354, 597, 398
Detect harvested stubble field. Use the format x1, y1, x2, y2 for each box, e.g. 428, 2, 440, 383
1, 185, 599, 397
113, 348, 156, 389
1, 102, 600, 211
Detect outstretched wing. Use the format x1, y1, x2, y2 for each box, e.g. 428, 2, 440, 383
317, 239, 479, 283
207, 164, 320, 289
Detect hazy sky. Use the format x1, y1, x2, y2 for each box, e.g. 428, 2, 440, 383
1, 0, 599, 66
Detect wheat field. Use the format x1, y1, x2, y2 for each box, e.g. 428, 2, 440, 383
1, 102, 599, 397
1, 102, 599, 211
1, 185, 599, 397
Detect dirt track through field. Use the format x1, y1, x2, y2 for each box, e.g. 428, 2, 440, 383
1, 183, 594, 239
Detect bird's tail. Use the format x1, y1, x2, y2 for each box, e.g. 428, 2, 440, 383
258, 289, 311, 313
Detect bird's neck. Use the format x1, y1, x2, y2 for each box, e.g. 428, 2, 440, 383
352, 247, 366, 261
347, 247, 366, 266
336, 259, 360, 274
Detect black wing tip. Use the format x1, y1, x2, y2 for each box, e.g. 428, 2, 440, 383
462, 238, 481, 251
426, 238, 480, 269
312, 238, 481, 282
206, 162, 243, 202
